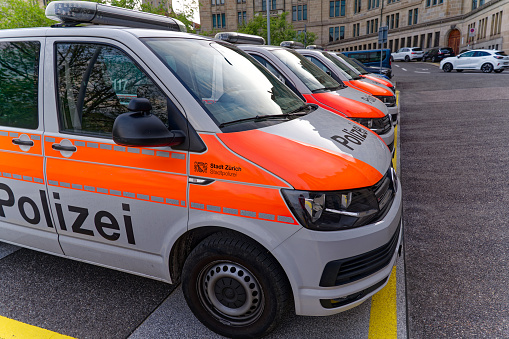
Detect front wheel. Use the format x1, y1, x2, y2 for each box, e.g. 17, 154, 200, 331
481, 63, 494, 73
494, 69, 504, 73
182, 232, 292, 338
443, 63, 453, 72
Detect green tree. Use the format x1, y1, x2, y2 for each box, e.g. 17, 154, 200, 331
237, 12, 316, 47
0, 0, 54, 29
0, 0, 198, 33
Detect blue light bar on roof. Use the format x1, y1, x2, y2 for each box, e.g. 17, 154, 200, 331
46, 1, 186, 32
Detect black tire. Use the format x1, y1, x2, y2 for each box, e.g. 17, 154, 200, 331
431, 56, 438, 63
481, 63, 494, 73
404, 55, 410, 62
443, 63, 453, 72
456, 69, 463, 72
182, 232, 292, 338
494, 69, 504, 73
390, 56, 394, 62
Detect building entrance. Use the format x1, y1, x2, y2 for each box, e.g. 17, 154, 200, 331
448, 29, 461, 55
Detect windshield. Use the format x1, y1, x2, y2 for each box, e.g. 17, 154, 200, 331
143, 39, 304, 129
335, 53, 368, 75
271, 49, 340, 92
322, 52, 362, 80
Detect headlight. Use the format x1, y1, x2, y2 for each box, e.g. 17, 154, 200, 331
282, 188, 380, 231
349, 116, 391, 135
374, 95, 396, 107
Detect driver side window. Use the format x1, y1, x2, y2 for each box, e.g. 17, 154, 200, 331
55, 43, 169, 137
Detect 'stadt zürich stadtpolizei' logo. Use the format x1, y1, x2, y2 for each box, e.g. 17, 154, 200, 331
194, 162, 208, 173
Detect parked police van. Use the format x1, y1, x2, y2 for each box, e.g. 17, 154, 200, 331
0, 2, 402, 338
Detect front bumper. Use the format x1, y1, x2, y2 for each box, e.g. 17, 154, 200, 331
273, 179, 403, 316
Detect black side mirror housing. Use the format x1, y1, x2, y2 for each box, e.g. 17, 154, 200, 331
113, 98, 186, 147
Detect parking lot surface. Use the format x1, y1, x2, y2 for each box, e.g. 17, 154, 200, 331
397, 62, 509, 338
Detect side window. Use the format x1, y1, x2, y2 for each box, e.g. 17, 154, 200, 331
55, 43, 168, 137
251, 54, 286, 83
0, 41, 40, 129
461, 51, 475, 57
305, 56, 331, 74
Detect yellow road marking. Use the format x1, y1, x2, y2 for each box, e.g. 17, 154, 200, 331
0, 316, 75, 339
368, 89, 400, 339
368, 267, 398, 339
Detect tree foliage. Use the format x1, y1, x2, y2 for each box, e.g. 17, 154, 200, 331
0, 0, 197, 32
237, 12, 316, 47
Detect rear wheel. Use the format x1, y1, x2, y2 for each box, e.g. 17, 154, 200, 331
404, 55, 410, 62
443, 63, 453, 72
481, 63, 494, 73
182, 232, 292, 338
494, 69, 504, 73
432, 56, 438, 62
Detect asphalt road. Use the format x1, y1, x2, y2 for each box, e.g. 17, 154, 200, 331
394, 61, 509, 338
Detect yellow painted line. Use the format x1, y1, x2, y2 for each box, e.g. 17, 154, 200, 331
392, 125, 397, 170
368, 89, 400, 338
0, 316, 75, 339
368, 267, 398, 339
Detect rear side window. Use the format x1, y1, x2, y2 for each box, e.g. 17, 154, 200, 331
0, 41, 40, 129
55, 43, 168, 137
413, 48, 423, 51
495, 51, 508, 56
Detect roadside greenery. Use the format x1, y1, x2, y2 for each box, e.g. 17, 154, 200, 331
237, 12, 316, 47
0, 0, 197, 32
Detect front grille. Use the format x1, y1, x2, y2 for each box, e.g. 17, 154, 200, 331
319, 224, 401, 287
373, 115, 392, 135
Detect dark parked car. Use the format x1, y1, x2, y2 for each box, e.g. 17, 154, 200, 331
423, 47, 455, 62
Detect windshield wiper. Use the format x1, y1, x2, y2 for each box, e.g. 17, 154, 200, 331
219, 110, 308, 128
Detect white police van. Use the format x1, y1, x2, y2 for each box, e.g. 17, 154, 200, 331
0, 2, 402, 337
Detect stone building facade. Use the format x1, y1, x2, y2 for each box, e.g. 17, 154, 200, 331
199, 0, 509, 53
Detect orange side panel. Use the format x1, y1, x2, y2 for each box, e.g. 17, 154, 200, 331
304, 93, 385, 119
46, 158, 187, 204
190, 134, 288, 187
44, 137, 186, 174
0, 131, 42, 156
0, 152, 44, 181
219, 129, 383, 191
189, 180, 297, 224
349, 80, 393, 96
343, 81, 371, 95
362, 75, 393, 88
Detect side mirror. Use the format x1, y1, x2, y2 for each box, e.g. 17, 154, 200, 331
113, 98, 185, 147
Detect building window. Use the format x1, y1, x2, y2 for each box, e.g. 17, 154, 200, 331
408, 8, 418, 25
329, 26, 345, 42
395, 13, 399, 28
303, 5, 307, 20
354, 0, 361, 13
212, 13, 226, 28
330, 0, 346, 17
352, 23, 360, 37
434, 31, 440, 47
238, 11, 247, 24
472, 0, 477, 9
368, 0, 380, 10
292, 6, 297, 20
427, 0, 442, 7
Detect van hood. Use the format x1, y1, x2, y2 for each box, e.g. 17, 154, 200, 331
355, 78, 392, 94
304, 92, 386, 119
335, 86, 389, 115
218, 107, 390, 191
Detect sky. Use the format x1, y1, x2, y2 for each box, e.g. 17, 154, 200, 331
172, 0, 200, 23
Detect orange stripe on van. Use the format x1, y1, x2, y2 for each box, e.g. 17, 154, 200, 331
189, 180, 297, 224
362, 74, 393, 88
0, 152, 44, 182
304, 93, 386, 118
348, 79, 393, 96
0, 131, 42, 155
218, 130, 383, 191
46, 158, 187, 205
44, 137, 186, 174
190, 134, 288, 187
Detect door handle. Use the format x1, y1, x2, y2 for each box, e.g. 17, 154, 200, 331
12, 138, 34, 147
52, 144, 77, 152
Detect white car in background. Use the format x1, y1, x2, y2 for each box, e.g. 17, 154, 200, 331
391, 47, 424, 62
440, 49, 509, 73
